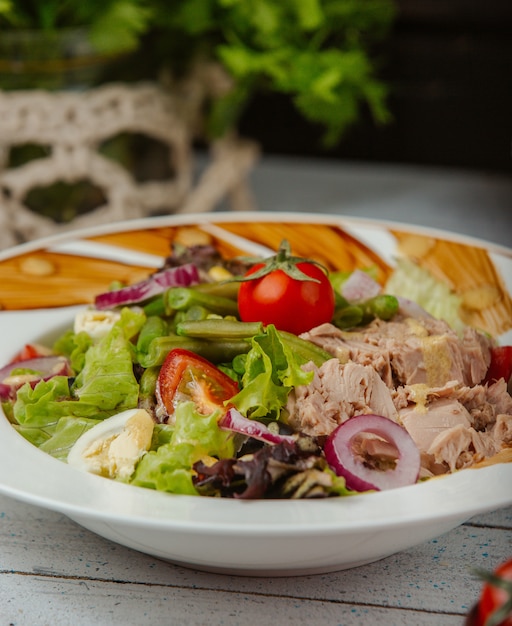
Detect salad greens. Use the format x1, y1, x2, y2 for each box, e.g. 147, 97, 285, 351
9, 299, 334, 497
11, 308, 146, 452
132, 401, 236, 495
1, 239, 435, 499
228, 325, 316, 420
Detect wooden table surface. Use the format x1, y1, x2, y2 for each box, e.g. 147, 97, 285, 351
1, 156, 511, 625
1, 495, 510, 626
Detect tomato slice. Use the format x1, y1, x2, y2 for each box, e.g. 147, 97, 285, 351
156, 348, 239, 418
484, 346, 512, 385
10, 343, 53, 363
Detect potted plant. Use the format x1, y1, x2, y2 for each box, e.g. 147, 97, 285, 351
1, 0, 396, 143
0, 0, 153, 89
0, 0, 396, 243
141, 0, 397, 146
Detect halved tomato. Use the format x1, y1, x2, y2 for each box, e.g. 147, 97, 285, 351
10, 343, 53, 363
156, 348, 239, 418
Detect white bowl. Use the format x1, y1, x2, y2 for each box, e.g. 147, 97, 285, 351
0, 212, 511, 576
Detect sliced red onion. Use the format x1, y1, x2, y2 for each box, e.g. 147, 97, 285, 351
94, 263, 200, 310
219, 408, 296, 446
396, 296, 434, 320
0, 356, 72, 400
324, 414, 420, 492
341, 269, 381, 303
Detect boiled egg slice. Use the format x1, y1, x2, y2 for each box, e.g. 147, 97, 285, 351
67, 408, 154, 481
74, 309, 121, 341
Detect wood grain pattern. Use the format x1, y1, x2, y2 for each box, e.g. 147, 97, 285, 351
0, 221, 393, 310
391, 230, 512, 336
1, 220, 509, 336
0, 251, 155, 310
1, 493, 510, 625
214, 221, 392, 283
90, 227, 176, 258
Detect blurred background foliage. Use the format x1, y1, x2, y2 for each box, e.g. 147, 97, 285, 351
0, 0, 397, 146
2, 0, 510, 173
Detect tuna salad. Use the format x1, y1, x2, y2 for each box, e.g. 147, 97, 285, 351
1, 237, 511, 498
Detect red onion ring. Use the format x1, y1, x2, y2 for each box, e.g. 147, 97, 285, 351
396, 296, 434, 320
341, 269, 381, 303
324, 414, 420, 492
219, 408, 295, 446
94, 264, 200, 310
0, 356, 72, 400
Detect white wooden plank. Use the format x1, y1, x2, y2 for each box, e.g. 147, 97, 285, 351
0, 575, 466, 626
168, 523, 511, 615
467, 506, 512, 529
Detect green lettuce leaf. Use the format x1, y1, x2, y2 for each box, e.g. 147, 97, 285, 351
230, 325, 314, 419
13, 423, 53, 448
14, 376, 80, 427
13, 310, 143, 444
71, 323, 139, 412
117, 306, 147, 341
39, 416, 101, 461
131, 401, 236, 495
53, 329, 92, 374
12, 376, 119, 439
385, 258, 465, 332
150, 423, 175, 450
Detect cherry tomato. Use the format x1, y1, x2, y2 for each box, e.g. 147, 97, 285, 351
484, 346, 512, 385
474, 558, 512, 626
156, 348, 239, 418
238, 261, 335, 335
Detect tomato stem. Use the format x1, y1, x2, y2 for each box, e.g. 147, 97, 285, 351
231, 239, 328, 284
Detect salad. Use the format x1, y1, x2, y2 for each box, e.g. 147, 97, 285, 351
1, 236, 511, 500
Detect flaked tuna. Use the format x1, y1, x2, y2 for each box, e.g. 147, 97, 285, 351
399, 397, 472, 453
394, 378, 512, 474
286, 360, 397, 437
300, 316, 493, 388
293, 315, 510, 476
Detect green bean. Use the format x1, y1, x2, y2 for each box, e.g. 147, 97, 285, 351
183, 305, 210, 321
278, 331, 332, 367
194, 281, 240, 300
166, 287, 239, 317
333, 295, 399, 329
362, 294, 399, 322
176, 318, 263, 339
137, 316, 168, 354
333, 292, 350, 309
171, 310, 187, 326
138, 334, 251, 368
139, 366, 159, 399
143, 296, 166, 317
332, 305, 364, 329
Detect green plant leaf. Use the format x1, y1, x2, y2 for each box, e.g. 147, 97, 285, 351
88, 0, 153, 54
291, 0, 324, 31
